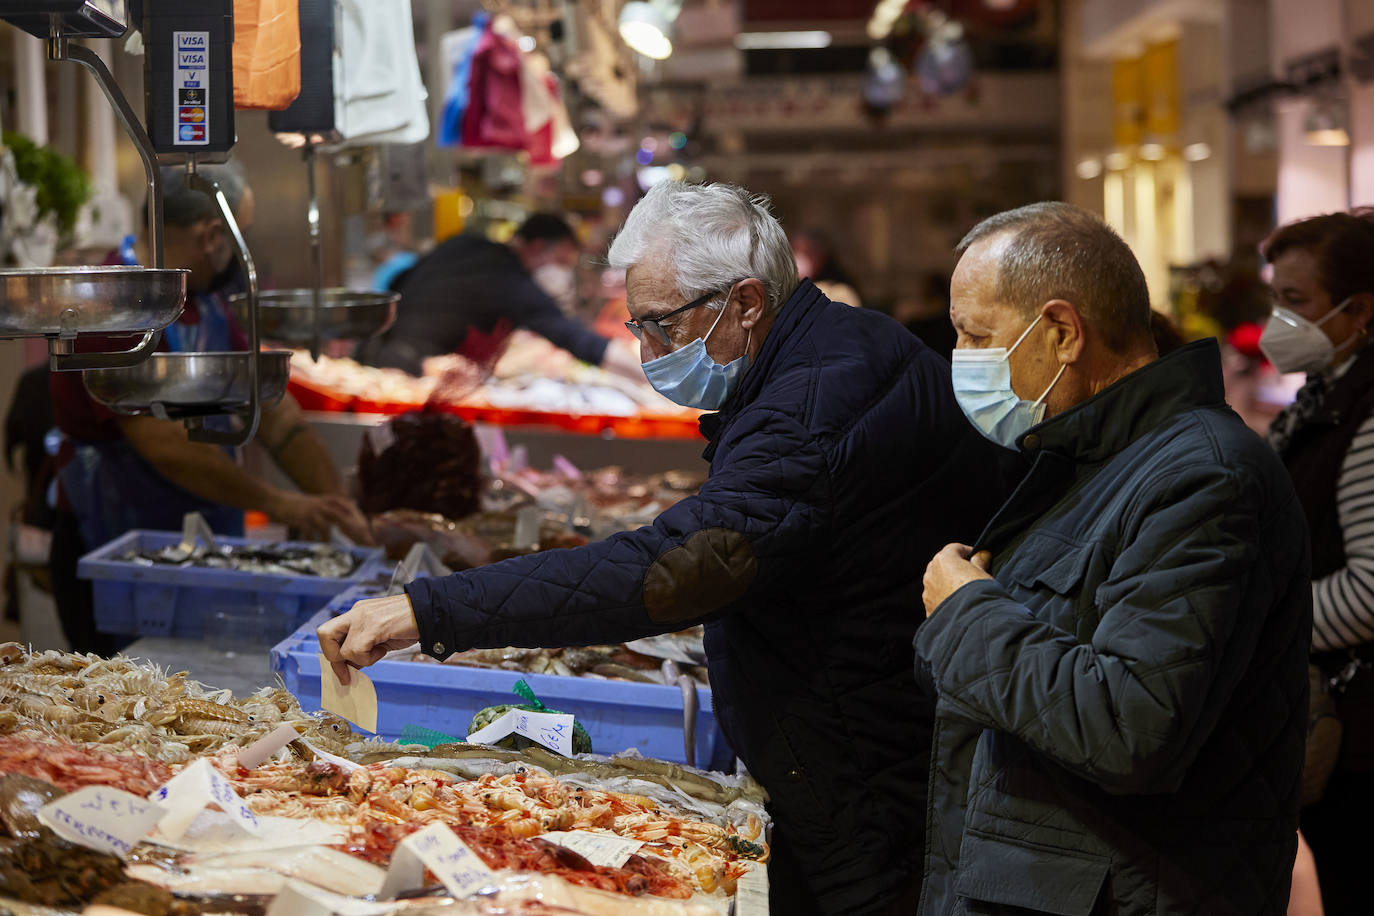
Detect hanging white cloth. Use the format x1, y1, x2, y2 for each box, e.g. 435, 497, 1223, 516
330, 0, 429, 147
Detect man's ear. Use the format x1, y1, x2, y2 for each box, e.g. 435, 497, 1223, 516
737, 278, 768, 328
1041, 299, 1087, 365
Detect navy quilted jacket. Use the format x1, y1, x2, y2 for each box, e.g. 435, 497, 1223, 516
408, 281, 1017, 913
914, 341, 1311, 916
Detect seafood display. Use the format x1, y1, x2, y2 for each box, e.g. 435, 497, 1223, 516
117, 542, 361, 579
421, 641, 709, 687
289, 331, 699, 421
0, 645, 769, 915
0, 645, 354, 763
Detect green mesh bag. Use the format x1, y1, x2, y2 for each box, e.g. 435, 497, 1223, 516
467, 679, 593, 754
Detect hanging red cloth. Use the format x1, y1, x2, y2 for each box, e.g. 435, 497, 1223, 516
460, 24, 527, 150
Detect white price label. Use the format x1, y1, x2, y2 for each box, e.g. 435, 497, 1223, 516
466, 708, 576, 756
541, 831, 643, 868
378, 823, 495, 900
734, 862, 769, 916
266, 880, 395, 916
149, 758, 261, 840
37, 786, 167, 857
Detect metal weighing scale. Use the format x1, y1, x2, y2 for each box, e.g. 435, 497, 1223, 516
0, 0, 288, 446
235, 0, 398, 361
0, 1, 186, 371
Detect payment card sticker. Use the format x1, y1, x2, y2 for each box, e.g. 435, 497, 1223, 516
173, 32, 209, 145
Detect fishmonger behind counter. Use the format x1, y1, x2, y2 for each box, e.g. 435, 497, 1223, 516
50, 162, 372, 656
360, 213, 643, 379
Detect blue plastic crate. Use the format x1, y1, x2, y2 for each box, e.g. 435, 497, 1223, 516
79, 530, 385, 640
273, 599, 734, 771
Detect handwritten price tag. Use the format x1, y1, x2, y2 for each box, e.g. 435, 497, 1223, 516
149, 758, 261, 840
378, 823, 495, 901
37, 786, 166, 857
734, 862, 770, 916
541, 831, 644, 868
465, 708, 576, 755
265, 880, 395, 916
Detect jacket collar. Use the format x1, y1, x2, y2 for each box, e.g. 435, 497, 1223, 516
699, 280, 826, 454
1018, 338, 1227, 464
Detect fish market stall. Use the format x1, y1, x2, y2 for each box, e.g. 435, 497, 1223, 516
0, 644, 770, 915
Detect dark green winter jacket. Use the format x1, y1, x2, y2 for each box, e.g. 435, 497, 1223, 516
916, 339, 1311, 916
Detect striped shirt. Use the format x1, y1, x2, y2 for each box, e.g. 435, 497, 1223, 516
1313, 407, 1374, 650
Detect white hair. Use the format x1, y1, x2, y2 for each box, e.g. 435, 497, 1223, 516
608, 180, 799, 314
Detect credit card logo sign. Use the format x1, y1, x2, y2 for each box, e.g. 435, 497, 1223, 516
178, 89, 204, 106
178, 125, 206, 142
178, 107, 206, 124
178, 52, 206, 69
178, 34, 206, 49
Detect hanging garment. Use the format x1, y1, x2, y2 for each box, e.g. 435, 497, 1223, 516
438, 21, 482, 148
232, 0, 301, 110
332, 0, 430, 147
460, 23, 526, 150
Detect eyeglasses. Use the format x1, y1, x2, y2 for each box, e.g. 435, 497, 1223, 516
625, 287, 730, 346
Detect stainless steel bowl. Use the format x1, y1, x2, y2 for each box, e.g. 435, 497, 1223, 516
0, 266, 187, 337
230, 288, 398, 344
83, 350, 291, 418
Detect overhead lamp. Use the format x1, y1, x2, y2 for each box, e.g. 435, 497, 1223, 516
1138, 142, 1166, 161
1105, 151, 1132, 171
1305, 97, 1350, 146
1183, 142, 1212, 162
619, 0, 682, 60
735, 30, 833, 50
1075, 157, 1103, 180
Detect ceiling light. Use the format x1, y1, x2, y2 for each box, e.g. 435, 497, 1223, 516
1139, 142, 1165, 161
734, 30, 832, 50
619, 0, 680, 60
1183, 142, 1212, 162
1075, 157, 1103, 180
1305, 97, 1350, 146
1105, 151, 1132, 170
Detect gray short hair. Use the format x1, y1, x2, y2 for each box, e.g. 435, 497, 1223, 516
956, 202, 1152, 354
608, 180, 799, 314
154, 161, 247, 228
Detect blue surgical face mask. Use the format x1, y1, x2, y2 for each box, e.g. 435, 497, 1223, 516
642, 297, 751, 410
951, 314, 1066, 449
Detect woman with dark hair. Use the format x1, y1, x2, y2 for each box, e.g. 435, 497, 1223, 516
1260, 208, 1374, 914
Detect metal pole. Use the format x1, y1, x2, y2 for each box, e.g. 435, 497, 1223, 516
306, 143, 323, 361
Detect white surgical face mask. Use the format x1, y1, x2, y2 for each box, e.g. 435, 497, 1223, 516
951, 314, 1066, 449
1259, 298, 1357, 375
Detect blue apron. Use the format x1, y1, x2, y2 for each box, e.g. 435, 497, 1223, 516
62, 278, 247, 547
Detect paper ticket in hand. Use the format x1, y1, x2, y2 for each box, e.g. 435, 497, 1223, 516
149, 757, 262, 840
378, 822, 495, 900
318, 652, 378, 734
38, 786, 167, 857
466, 708, 576, 755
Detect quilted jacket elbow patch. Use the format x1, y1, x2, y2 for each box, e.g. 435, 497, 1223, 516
643, 527, 758, 624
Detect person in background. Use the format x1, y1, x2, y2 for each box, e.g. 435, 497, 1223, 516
790, 226, 863, 307
918, 202, 1310, 914
320, 180, 1020, 914
368, 211, 420, 293
49, 162, 371, 655
361, 213, 641, 378
1259, 208, 1374, 915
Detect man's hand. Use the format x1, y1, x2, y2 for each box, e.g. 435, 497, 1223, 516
922, 543, 993, 617
268, 491, 374, 544
317, 594, 420, 684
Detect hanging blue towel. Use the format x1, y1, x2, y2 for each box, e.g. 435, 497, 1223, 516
438, 15, 486, 147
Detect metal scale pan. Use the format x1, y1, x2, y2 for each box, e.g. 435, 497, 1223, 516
83, 350, 291, 419
229, 288, 397, 345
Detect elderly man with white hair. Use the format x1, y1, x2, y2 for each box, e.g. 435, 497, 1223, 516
320, 180, 1017, 914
